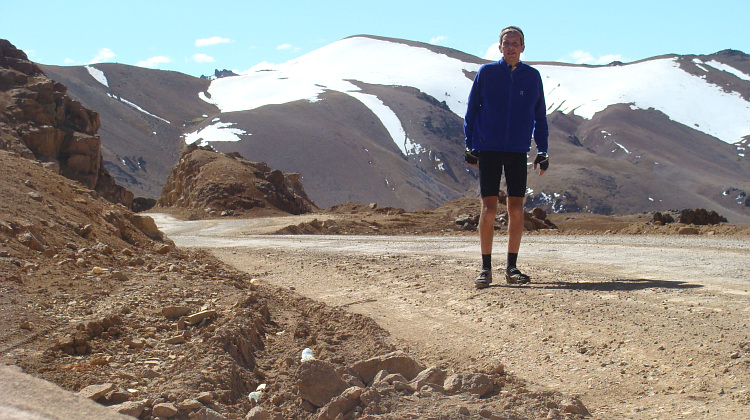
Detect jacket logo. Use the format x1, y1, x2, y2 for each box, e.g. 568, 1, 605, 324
519, 90, 525, 96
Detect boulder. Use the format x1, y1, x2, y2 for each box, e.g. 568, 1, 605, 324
296, 359, 349, 407
350, 351, 424, 385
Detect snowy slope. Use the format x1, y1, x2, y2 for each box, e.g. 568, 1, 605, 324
539, 59, 750, 145
199, 37, 479, 155
199, 36, 750, 148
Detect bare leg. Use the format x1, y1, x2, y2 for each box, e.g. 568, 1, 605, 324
479, 196, 499, 255
506, 196, 524, 254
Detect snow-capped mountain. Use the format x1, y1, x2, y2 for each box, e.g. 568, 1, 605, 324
39, 35, 750, 221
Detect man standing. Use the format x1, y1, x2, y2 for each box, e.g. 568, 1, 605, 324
464, 26, 549, 289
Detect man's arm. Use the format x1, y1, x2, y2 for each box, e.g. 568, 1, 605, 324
463, 69, 483, 151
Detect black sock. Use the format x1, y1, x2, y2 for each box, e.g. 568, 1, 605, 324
482, 254, 492, 270
507, 253, 518, 270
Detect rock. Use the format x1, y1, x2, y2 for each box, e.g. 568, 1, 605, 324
77, 383, 116, 400
156, 244, 173, 254
531, 207, 547, 220
110, 400, 147, 417
410, 366, 446, 388
162, 306, 192, 319
560, 398, 589, 415
196, 391, 213, 404
124, 337, 146, 349
351, 351, 424, 385
296, 359, 349, 407
184, 309, 217, 325
193, 407, 229, 420
245, 406, 270, 420
177, 399, 203, 410
108, 390, 133, 404
152, 402, 179, 417
130, 214, 161, 239
110, 270, 128, 281
27, 191, 43, 201
317, 386, 363, 420
17, 231, 45, 251
165, 335, 186, 344
444, 373, 494, 397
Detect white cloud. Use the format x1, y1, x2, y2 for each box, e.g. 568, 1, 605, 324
559, 50, 623, 65
193, 53, 215, 63
195, 36, 231, 47
483, 43, 500, 61
89, 48, 115, 64
64, 58, 76, 64
429, 35, 447, 45
136, 56, 171, 68
276, 43, 293, 51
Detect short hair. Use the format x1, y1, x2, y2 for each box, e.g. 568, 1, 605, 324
500, 26, 525, 45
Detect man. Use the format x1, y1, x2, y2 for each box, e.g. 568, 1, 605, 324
463, 26, 549, 289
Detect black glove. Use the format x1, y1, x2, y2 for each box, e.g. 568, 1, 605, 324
465, 149, 478, 165
533, 152, 549, 171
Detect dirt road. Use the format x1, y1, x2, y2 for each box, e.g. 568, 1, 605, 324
152, 214, 750, 419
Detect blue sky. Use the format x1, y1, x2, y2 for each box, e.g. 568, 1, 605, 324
2, 0, 748, 77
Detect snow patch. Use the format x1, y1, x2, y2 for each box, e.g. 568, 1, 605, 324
107, 94, 171, 124
184, 120, 250, 146
85, 65, 109, 88
539, 57, 750, 144
704, 60, 750, 82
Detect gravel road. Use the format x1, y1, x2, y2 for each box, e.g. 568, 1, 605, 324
151, 213, 750, 419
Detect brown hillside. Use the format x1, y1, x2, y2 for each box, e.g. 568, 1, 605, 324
0, 39, 132, 208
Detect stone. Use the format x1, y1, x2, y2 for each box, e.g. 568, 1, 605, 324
124, 337, 146, 349
245, 406, 270, 420
410, 366, 446, 388
177, 399, 203, 410
110, 400, 147, 417
110, 271, 128, 281
130, 214, 161, 239
193, 407, 229, 420
152, 402, 179, 417
560, 398, 589, 415
185, 309, 217, 325
165, 335, 186, 344
461, 373, 493, 397
317, 386, 363, 420
351, 351, 425, 385
77, 383, 116, 400
162, 306, 192, 319
296, 359, 349, 407
196, 391, 213, 404
17, 231, 45, 251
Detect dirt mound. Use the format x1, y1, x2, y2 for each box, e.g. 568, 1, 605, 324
275, 197, 559, 235
157, 145, 317, 216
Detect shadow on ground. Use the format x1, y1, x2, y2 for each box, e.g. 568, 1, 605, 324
534, 278, 702, 291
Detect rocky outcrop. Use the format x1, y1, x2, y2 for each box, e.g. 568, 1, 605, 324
0, 39, 133, 208
158, 145, 316, 215
652, 209, 728, 225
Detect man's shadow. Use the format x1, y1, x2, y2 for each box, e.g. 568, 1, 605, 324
486, 278, 702, 291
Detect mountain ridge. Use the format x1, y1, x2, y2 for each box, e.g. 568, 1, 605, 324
33, 36, 750, 222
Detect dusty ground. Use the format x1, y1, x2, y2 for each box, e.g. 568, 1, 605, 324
152, 210, 750, 420
2, 145, 749, 419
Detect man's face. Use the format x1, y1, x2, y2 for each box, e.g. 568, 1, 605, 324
499, 32, 525, 66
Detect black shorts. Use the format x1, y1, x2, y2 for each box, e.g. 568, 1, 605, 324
478, 151, 528, 198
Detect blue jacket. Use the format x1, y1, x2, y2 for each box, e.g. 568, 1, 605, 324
464, 59, 548, 154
